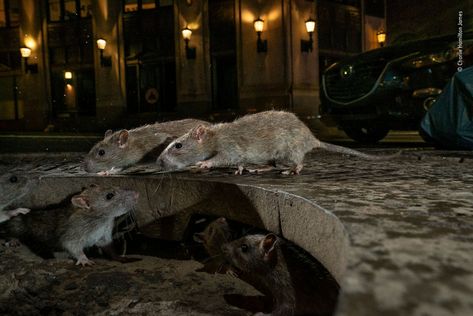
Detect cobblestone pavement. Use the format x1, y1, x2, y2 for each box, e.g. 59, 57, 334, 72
0, 148, 472, 315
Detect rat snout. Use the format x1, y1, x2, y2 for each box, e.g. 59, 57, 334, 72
83, 159, 96, 173
156, 157, 165, 168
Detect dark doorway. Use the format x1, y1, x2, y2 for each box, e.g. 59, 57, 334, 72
208, 0, 238, 110
46, 0, 96, 118
123, 2, 176, 114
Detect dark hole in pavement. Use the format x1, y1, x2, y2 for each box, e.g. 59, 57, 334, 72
109, 213, 341, 315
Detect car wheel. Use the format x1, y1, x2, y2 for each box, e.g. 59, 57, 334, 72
342, 126, 390, 144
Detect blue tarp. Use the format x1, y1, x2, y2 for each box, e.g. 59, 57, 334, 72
421, 66, 473, 150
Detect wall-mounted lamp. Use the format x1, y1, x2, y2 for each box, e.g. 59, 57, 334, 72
20, 47, 38, 73
182, 27, 196, 59
64, 71, 73, 81
96, 38, 112, 67
254, 18, 267, 53
301, 18, 316, 53
377, 30, 386, 47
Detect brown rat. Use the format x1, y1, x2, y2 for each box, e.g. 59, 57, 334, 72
1, 184, 139, 266
222, 233, 340, 316
157, 110, 400, 174
194, 217, 238, 274
0, 172, 37, 223
194, 217, 273, 311
84, 118, 209, 173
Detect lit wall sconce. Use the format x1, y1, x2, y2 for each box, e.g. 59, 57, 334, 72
20, 47, 38, 73
377, 30, 386, 47
64, 71, 73, 83
96, 38, 112, 67
182, 27, 196, 59
301, 18, 316, 53
253, 18, 267, 53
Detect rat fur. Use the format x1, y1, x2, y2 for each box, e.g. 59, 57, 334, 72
157, 110, 399, 174
0, 172, 37, 223
84, 118, 208, 173
0, 184, 139, 266
222, 233, 340, 316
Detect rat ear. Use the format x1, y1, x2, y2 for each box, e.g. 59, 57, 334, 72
191, 125, 212, 143
71, 195, 90, 209
261, 234, 278, 263
118, 130, 129, 148
104, 129, 113, 138
193, 232, 206, 243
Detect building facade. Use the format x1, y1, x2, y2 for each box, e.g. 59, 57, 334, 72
0, 0, 385, 132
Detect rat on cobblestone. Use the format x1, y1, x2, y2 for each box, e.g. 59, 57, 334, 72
0, 184, 139, 266
84, 119, 209, 174
156, 110, 400, 175
0, 172, 37, 223
222, 233, 340, 316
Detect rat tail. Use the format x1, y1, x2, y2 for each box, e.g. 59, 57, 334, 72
318, 141, 402, 160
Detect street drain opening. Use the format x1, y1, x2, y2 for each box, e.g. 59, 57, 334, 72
114, 214, 340, 316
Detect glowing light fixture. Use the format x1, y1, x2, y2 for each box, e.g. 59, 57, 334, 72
20, 47, 32, 58
253, 18, 267, 53
64, 71, 73, 79
96, 38, 107, 50
377, 30, 386, 47
20, 47, 38, 73
182, 27, 196, 59
301, 18, 316, 53
96, 38, 111, 67
305, 18, 316, 33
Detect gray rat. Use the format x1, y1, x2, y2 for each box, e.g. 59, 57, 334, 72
194, 217, 272, 305
156, 110, 399, 174
0, 172, 37, 223
1, 184, 139, 266
84, 118, 208, 173
194, 217, 239, 274
222, 233, 340, 316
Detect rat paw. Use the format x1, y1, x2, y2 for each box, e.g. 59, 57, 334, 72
234, 166, 244, 175
196, 161, 213, 169
4, 238, 21, 247
97, 167, 122, 176
7, 208, 31, 217
75, 256, 95, 266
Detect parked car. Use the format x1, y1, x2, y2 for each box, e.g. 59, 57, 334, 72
320, 31, 473, 143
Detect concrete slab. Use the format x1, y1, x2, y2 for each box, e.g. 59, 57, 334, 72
0, 148, 472, 315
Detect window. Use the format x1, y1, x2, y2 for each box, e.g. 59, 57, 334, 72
123, 0, 172, 13
0, 0, 20, 28
365, 0, 385, 18
47, 1, 95, 117
47, 0, 92, 22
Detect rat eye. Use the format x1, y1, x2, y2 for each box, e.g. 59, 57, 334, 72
9, 176, 18, 183
240, 244, 249, 253
98, 149, 105, 156
174, 142, 182, 149
106, 192, 114, 200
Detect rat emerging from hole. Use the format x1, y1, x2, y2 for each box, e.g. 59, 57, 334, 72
0, 172, 37, 223
222, 233, 340, 316
0, 184, 140, 266
84, 118, 209, 174
157, 110, 400, 175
